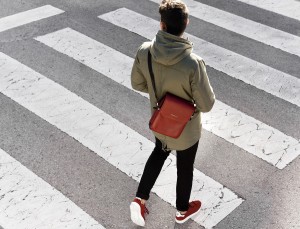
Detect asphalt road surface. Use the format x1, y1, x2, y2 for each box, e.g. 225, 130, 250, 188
0, 0, 299, 228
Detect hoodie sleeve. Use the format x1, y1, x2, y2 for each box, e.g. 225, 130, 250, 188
131, 47, 148, 93
190, 59, 215, 113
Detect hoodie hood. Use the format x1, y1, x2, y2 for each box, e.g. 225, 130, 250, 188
150, 30, 193, 66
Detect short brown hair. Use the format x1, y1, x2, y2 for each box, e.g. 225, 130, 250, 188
159, 0, 189, 36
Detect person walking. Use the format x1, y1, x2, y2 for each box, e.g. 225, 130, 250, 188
130, 0, 215, 226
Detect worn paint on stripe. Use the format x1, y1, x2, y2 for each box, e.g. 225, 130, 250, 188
98, 8, 300, 107
0, 148, 105, 229
149, 0, 300, 57
0, 52, 243, 228
0, 5, 64, 33
35, 27, 300, 169
237, 0, 300, 22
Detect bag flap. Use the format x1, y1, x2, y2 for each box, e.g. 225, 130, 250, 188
159, 93, 195, 120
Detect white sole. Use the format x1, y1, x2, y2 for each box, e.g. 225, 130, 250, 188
175, 207, 201, 224
130, 202, 145, 227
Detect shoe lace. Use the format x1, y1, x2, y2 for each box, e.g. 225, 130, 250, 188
144, 206, 149, 215
176, 211, 185, 217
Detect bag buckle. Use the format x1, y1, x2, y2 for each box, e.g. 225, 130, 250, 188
153, 102, 160, 110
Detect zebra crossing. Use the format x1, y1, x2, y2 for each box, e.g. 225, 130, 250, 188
236, 0, 300, 21
35, 27, 299, 169
0, 1, 299, 228
0, 148, 105, 229
99, 8, 300, 107
0, 48, 242, 228
0, 5, 64, 33
97, 8, 300, 168
148, 0, 300, 57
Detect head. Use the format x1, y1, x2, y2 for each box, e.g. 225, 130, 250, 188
159, 0, 189, 37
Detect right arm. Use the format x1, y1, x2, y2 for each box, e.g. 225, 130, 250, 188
131, 47, 149, 93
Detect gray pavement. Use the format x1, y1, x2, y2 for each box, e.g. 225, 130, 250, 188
0, 0, 299, 228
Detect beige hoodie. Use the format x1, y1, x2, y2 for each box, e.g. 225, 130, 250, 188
131, 30, 215, 150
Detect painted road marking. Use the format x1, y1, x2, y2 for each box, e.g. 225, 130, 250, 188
236, 0, 300, 22
98, 8, 300, 107
0, 52, 243, 228
35, 28, 300, 169
0, 5, 64, 33
149, 0, 300, 57
0, 148, 105, 229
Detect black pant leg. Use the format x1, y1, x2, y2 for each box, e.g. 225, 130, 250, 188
176, 141, 199, 211
136, 138, 170, 200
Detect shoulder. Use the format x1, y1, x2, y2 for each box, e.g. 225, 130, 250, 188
190, 53, 205, 65
182, 53, 205, 69
136, 42, 152, 57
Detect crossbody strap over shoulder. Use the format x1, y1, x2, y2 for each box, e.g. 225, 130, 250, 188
147, 50, 159, 106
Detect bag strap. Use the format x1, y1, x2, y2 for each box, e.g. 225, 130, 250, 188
147, 50, 159, 104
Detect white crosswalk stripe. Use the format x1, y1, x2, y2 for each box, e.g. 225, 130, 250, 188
35, 27, 300, 169
0, 52, 243, 228
149, 0, 300, 57
98, 8, 300, 107
0, 5, 64, 33
236, 0, 300, 21
0, 148, 105, 229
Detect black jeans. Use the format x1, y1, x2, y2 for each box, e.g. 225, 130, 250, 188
136, 138, 199, 211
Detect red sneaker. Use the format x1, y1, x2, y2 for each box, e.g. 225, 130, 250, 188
175, 200, 201, 224
130, 197, 149, 227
